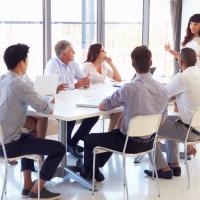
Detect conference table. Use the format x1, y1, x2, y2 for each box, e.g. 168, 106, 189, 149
28, 81, 123, 190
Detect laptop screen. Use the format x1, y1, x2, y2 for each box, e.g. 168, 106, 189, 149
34, 75, 59, 96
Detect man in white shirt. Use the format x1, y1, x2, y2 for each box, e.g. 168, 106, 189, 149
145, 47, 200, 179
45, 40, 99, 158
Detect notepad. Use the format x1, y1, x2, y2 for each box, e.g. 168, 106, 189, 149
76, 97, 101, 108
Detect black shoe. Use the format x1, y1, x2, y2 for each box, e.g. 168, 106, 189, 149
67, 145, 83, 159
179, 152, 191, 160
76, 145, 84, 153
22, 188, 31, 198
80, 168, 105, 182
95, 170, 105, 182
144, 169, 173, 179
168, 164, 181, 177
21, 180, 36, 198
28, 187, 61, 199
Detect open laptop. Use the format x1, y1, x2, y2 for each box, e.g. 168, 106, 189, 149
34, 75, 59, 96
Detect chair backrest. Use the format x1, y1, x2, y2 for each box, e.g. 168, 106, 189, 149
127, 114, 162, 137
190, 106, 200, 130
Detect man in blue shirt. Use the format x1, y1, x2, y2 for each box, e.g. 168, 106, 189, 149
80, 45, 168, 181
45, 40, 99, 158
0, 44, 65, 199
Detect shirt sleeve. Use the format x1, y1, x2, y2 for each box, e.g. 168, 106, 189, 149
44, 59, 59, 75
12, 79, 53, 114
102, 84, 129, 110
165, 73, 185, 98
74, 62, 86, 80
102, 63, 114, 79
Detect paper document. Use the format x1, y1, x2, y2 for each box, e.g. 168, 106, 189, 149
76, 97, 101, 108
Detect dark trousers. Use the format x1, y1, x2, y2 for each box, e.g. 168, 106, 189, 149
84, 129, 154, 173
67, 116, 99, 146
0, 133, 66, 181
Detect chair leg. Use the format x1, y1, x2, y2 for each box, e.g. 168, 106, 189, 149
122, 156, 128, 198
184, 144, 190, 189
1, 161, 8, 200
92, 152, 96, 195
37, 159, 40, 199
152, 150, 160, 197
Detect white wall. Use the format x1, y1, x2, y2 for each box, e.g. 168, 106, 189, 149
181, 0, 200, 41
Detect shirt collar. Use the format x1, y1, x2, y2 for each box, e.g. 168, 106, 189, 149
134, 72, 152, 80
55, 56, 68, 68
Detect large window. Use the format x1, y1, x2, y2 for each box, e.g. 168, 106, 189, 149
149, 0, 173, 77
105, 0, 143, 80
0, 0, 43, 78
51, 0, 97, 64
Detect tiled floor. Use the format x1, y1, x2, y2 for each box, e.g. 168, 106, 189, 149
1, 119, 200, 200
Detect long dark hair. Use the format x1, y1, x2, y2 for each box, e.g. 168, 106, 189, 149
85, 43, 102, 63
182, 14, 200, 47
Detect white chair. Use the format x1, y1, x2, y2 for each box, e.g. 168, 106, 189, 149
92, 114, 162, 198
0, 126, 41, 200
159, 106, 200, 189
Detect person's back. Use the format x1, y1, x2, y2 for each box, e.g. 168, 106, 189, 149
177, 65, 200, 124
115, 75, 167, 134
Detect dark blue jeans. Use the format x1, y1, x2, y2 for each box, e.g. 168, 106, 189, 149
0, 133, 66, 181
67, 116, 99, 146
84, 129, 154, 173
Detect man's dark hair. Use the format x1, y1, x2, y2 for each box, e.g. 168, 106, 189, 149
3, 43, 29, 70
180, 47, 197, 67
131, 45, 151, 73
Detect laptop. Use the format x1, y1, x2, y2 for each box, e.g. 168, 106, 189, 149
34, 75, 59, 96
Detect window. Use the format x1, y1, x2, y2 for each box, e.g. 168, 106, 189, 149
149, 0, 173, 77
0, 0, 43, 79
105, 0, 143, 80
51, 0, 97, 64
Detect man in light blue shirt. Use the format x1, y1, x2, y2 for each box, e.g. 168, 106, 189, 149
45, 40, 99, 158
0, 44, 65, 199
80, 46, 168, 182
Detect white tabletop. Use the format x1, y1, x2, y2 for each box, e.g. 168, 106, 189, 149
28, 82, 123, 121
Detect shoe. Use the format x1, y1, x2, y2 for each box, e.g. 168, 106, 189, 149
76, 145, 84, 153
28, 187, 61, 199
95, 170, 105, 182
21, 180, 36, 198
144, 169, 173, 179
22, 188, 31, 198
179, 152, 191, 160
67, 145, 83, 159
8, 160, 18, 165
80, 168, 105, 182
168, 164, 181, 176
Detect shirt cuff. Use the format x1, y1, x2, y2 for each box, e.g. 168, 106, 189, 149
68, 84, 75, 90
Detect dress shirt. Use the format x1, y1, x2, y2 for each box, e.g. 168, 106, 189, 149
82, 62, 113, 83
0, 72, 53, 144
166, 66, 200, 126
102, 73, 168, 134
45, 57, 85, 89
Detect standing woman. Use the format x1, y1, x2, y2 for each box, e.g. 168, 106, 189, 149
83, 43, 122, 131
165, 13, 200, 65
83, 43, 121, 83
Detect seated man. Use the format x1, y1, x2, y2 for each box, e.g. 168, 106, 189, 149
0, 43, 66, 199
80, 45, 168, 181
144, 47, 200, 179
45, 40, 99, 158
